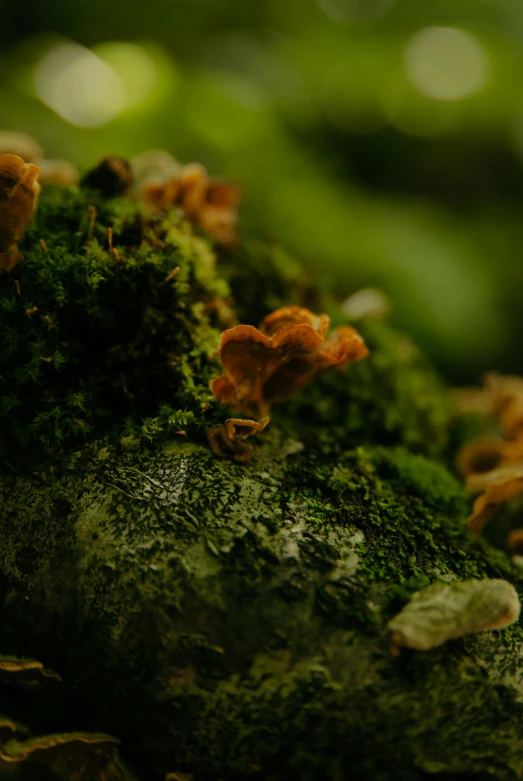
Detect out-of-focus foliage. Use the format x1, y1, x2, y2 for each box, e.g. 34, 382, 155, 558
2, 0, 523, 382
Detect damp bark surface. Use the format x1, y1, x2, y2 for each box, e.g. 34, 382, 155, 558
2, 430, 523, 781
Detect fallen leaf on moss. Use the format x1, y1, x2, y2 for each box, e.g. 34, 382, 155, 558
389, 579, 520, 652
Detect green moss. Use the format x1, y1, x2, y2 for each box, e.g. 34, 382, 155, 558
0, 186, 231, 463
0, 183, 455, 475
278, 319, 451, 457
283, 444, 523, 601
220, 237, 321, 326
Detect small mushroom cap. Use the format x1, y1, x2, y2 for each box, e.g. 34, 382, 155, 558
457, 438, 507, 480
206, 181, 241, 208
507, 528, 523, 556
131, 149, 181, 184
485, 372, 523, 435
225, 416, 270, 441
38, 158, 79, 187
389, 579, 521, 652
467, 471, 523, 534
260, 305, 330, 342
0, 131, 43, 162
207, 425, 253, 462
176, 163, 208, 214
141, 161, 240, 245
342, 287, 391, 321
0, 154, 41, 195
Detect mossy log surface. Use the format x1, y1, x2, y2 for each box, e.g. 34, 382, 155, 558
1, 184, 523, 781
2, 430, 523, 781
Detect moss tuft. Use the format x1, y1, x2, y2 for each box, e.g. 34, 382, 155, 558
278, 320, 451, 457
0, 186, 231, 463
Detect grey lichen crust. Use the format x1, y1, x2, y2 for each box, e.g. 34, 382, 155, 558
3, 428, 523, 780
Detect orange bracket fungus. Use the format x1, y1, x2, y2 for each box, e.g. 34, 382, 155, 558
210, 305, 369, 419
142, 162, 241, 246
467, 471, 523, 535
0, 653, 128, 779
507, 528, 523, 557
485, 373, 523, 436
455, 372, 523, 533
0, 153, 41, 273
0, 732, 125, 780
208, 416, 270, 462
0, 656, 61, 687
455, 373, 523, 437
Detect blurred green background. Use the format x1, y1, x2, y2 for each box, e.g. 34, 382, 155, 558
1, 0, 523, 383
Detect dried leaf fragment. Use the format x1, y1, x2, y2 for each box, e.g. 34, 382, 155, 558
388, 579, 520, 653
0, 154, 41, 273
210, 306, 368, 417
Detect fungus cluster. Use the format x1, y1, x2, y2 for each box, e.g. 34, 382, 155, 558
456, 373, 523, 536
0, 655, 129, 779
142, 161, 240, 246
0, 130, 79, 187
207, 305, 368, 460
210, 305, 368, 418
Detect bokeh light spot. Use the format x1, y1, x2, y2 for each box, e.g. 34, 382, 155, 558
316, 0, 395, 25
93, 42, 158, 109
404, 27, 489, 101
34, 42, 126, 127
